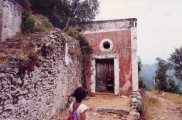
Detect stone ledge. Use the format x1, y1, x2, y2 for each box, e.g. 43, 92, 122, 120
92, 107, 129, 115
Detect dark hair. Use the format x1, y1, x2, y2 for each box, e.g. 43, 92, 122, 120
72, 87, 87, 103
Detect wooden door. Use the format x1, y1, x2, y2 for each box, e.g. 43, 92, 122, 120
96, 59, 114, 92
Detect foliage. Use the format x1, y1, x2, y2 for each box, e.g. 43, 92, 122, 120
65, 28, 91, 52
65, 28, 91, 89
32, 14, 53, 32
139, 76, 146, 89
16, 0, 99, 28
167, 78, 181, 94
64, 0, 100, 30
138, 56, 142, 74
169, 47, 182, 80
154, 57, 181, 94
154, 58, 170, 92
17, 50, 39, 80
16, 0, 31, 10
21, 10, 53, 33
21, 10, 35, 33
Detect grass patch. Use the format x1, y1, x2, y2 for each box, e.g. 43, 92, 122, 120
159, 92, 182, 104
142, 92, 160, 120
150, 90, 182, 104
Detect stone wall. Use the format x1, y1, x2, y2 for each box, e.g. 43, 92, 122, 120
0, 0, 22, 42
0, 29, 82, 120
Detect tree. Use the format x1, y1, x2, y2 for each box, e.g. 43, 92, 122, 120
138, 56, 142, 74
64, 0, 99, 30
169, 47, 182, 80
16, 0, 99, 28
154, 57, 170, 92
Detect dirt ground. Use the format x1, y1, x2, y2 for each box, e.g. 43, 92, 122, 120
144, 91, 182, 120
51, 93, 130, 120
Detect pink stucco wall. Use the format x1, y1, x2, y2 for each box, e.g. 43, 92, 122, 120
83, 30, 133, 95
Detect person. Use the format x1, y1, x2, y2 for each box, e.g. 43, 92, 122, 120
68, 87, 88, 120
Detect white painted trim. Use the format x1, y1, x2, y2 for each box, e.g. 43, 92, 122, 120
90, 59, 96, 93
83, 28, 130, 34
114, 58, 120, 95
90, 54, 120, 95
131, 27, 138, 91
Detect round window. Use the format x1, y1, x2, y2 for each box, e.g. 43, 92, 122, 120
99, 38, 113, 51
103, 41, 110, 49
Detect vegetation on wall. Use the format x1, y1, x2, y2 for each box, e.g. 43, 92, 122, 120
65, 28, 91, 52
17, 50, 39, 80
21, 10, 53, 33
32, 14, 54, 32
65, 28, 92, 89
21, 10, 35, 33
16, 0, 99, 29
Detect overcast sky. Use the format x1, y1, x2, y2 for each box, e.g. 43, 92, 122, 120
95, 0, 182, 64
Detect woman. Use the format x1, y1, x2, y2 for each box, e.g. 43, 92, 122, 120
68, 87, 88, 120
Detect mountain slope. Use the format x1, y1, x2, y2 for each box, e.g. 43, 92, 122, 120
140, 64, 157, 89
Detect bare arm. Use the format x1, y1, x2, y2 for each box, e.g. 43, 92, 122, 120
80, 110, 87, 120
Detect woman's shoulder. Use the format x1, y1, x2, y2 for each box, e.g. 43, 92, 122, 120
77, 103, 88, 113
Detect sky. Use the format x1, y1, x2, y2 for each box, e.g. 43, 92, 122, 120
95, 0, 182, 64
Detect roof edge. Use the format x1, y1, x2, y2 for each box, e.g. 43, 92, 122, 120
81, 18, 137, 25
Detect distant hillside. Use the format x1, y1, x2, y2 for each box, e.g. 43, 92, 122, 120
140, 64, 157, 89
140, 64, 182, 90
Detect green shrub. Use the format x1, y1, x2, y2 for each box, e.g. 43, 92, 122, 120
17, 50, 38, 80
139, 76, 146, 89
167, 79, 181, 94
65, 28, 91, 51
21, 11, 53, 33
32, 14, 53, 32
22, 10, 35, 33
155, 78, 182, 94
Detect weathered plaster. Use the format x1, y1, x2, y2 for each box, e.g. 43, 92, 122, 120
83, 28, 130, 34
77, 18, 137, 34
80, 18, 138, 95
0, 0, 22, 42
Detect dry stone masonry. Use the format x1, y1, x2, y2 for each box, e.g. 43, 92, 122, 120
127, 91, 142, 120
0, 29, 82, 120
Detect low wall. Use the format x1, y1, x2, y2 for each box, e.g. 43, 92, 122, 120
0, 29, 82, 120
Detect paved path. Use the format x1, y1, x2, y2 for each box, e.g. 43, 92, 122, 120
51, 93, 131, 120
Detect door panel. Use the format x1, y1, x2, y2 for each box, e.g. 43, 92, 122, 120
96, 59, 114, 92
